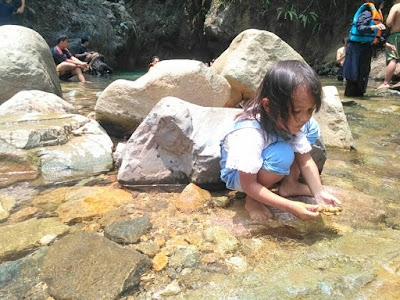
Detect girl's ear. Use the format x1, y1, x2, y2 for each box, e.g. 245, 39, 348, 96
261, 98, 269, 112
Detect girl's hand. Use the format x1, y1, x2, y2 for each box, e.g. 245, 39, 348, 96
314, 190, 341, 206
288, 202, 320, 220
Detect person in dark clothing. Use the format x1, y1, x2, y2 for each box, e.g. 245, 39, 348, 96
343, 0, 396, 97
0, 0, 25, 25
74, 36, 100, 69
51, 35, 89, 83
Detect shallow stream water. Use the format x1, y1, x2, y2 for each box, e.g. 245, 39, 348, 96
61, 73, 400, 208
1, 72, 400, 298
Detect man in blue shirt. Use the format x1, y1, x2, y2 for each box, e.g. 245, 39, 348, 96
0, 0, 25, 25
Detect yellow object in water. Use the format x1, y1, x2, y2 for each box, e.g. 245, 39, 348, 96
316, 205, 343, 216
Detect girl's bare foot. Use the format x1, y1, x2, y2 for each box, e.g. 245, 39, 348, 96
278, 181, 312, 197
244, 196, 273, 222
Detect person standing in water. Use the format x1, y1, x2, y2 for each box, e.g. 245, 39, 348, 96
220, 60, 341, 221
343, 0, 395, 97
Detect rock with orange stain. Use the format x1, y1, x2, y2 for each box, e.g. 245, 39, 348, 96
152, 252, 168, 271
32, 187, 78, 212
53, 186, 133, 223
0, 142, 39, 188
9, 206, 39, 223
175, 183, 211, 213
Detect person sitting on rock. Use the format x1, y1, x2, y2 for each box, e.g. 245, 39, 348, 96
148, 56, 160, 71
74, 36, 100, 71
51, 35, 89, 83
0, 0, 25, 25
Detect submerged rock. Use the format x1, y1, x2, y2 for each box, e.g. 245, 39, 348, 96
176, 183, 212, 213
104, 215, 152, 244
0, 218, 69, 263
0, 140, 39, 188
55, 186, 134, 223
42, 231, 152, 300
0, 248, 49, 299
169, 245, 200, 269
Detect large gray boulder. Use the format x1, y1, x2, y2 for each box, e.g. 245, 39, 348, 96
0, 26, 62, 104
211, 29, 305, 107
0, 90, 76, 116
95, 59, 231, 137
0, 113, 113, 187
117, 97, 326, 186
315, 86, 354, 150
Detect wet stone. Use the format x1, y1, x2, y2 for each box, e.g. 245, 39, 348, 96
212, 196, 230, 207
169, 245, 200, 269
0, 191, 17, 221
0, 218, 69, 263
42, 231, 152, 300
135, 241, 160, 257
9, 206, 39, 223
175, 183, 211, 213
203, 226, 239, 254
104, 215, 152, 244
0, 247, 49, 299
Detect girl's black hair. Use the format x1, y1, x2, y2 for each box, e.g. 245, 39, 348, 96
238, 60, 322, 140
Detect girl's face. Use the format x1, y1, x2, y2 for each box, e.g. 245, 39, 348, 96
285, 85, 316, 134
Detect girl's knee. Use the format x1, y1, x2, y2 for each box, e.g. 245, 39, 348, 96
257, 169, 284, 188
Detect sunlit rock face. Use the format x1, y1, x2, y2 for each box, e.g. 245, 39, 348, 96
94, 59, 231, 137
0, 26, 62, 104
117, 97, 326, 186
211, 29, 305, 107
0, 90, 76, 116
0, 114, 113, 187
314, 86, 354, 150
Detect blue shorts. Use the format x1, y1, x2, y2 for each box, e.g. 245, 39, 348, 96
220, 140, 294, 192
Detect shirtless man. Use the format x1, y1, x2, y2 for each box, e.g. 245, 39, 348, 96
377, 0, 400, 89
336, 38, 347, 81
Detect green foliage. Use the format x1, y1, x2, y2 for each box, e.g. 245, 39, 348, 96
312, 22, 323, 35
273, 0, 323, 36
298, 11, 318, 27
277, 1, 298, 21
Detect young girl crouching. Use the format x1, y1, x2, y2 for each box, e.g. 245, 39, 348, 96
220, 60, 341, 221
